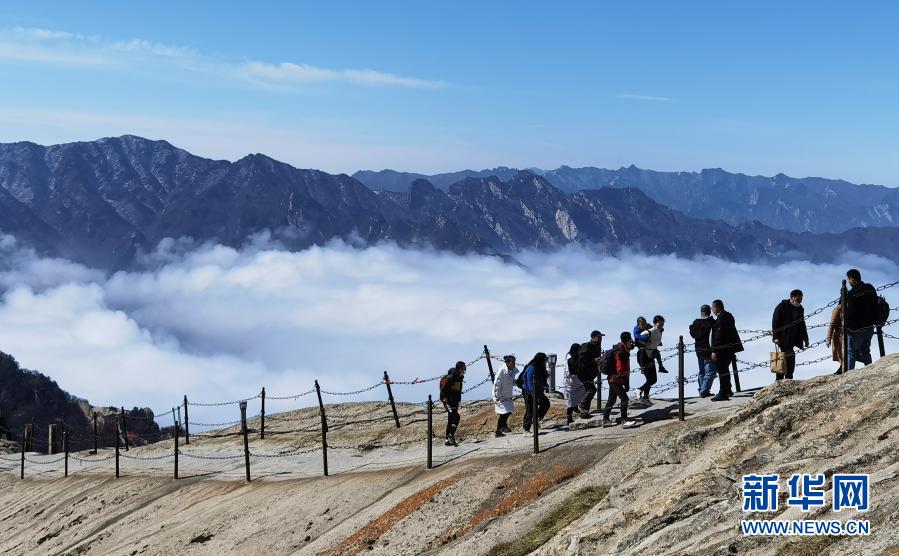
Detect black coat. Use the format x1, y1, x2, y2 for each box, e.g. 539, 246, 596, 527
439, 371, 464, 406
689, 317, 715, 356
772, 300, 809, 349
576, 341, 602, 381
711, 310, 743, 354
846, 282, 878, 330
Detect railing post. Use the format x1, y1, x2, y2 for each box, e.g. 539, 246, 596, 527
174, 420, 179, 480
63, 428, 69, 477
115, 423, 120, 478
548, 353, 557, 394
48, 423, 59, 455
23, 423, 32, 452
92, 412, 98, 454
315, 380, 329, 477
384, 372, 401, 429
484, 345, 495, 383
678, 336, 685, 421
426, 395, 433, 470
240, 400, 250, 482
183, 396, 190, 445
20, 429, 25, 479
259, 388, 266, 439
120, 407, 129, 451
532, 371, 539, 455
876, 325, 886, 358
731, 359, 742, 393
841, 280, 850, 371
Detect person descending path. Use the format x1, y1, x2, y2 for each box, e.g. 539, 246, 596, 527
493, 355, 516, 437
844, 268, 879, 371
771, 289, 809, 380
439, 361, 466, 446
690, 304, 717, 397
564, 343, 588, 426
521, 352, 550, 434
577, 331, 604, 414
602, 332, 639, 429
710, 300, 743, 402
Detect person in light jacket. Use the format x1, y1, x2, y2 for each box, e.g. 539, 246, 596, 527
826, 305, 844, 375
493, 355, 516, 437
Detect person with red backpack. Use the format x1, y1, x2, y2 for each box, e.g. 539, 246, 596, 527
439, 361, 466, 446
602, 332, 639, 429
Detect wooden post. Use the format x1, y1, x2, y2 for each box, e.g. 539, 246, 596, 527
120, 407, 129, 452
240, 400, 250, 482
678, 336, 685, 422
731, 359, 742, 393
426, 395, 433, 470
174, 420, 179, 480
20, 429, 25, 479
532, 371, 539, 455
841, 280, 850, 370
315, 380, 328, 477
876, 326, 886, 358
176, 406, 182, 431
384, 372, 400, 429
92, 412, 98, 454
259, 388, 265, 440
484, 345, 495, 383
48, 423, 59, 455
183, 396, 190, 445
115, 423, 120, 478
63, 428, 69, 477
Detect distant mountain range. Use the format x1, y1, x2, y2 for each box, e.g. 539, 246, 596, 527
353, 166, 899, 234
1, 136, 899, 269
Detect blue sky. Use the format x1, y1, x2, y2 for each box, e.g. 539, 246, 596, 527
1, 1, 898, 184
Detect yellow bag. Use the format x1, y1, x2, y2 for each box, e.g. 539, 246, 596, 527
770, 347, 786, 374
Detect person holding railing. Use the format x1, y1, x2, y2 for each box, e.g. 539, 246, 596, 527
439, 361, 466, 447
492, 355, 516, 437
771, 289, 809, 381
710, 299, 743, 402
844, 269, 878, 370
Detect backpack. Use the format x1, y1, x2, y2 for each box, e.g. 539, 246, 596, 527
439, 372, 452, 401
599, 347, 619, 375
515, 368, 526, 389
875, 295, 890, 326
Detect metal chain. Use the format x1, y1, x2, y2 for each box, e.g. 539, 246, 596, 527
266, 388, 316, 401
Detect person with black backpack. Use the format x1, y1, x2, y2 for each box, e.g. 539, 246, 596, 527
602, 332, 639, 429
564, 343, 587, 426
844, 269, 879, 370
439, 361, 466, 446
576, 331, 604, 415
520, 353, 550, 434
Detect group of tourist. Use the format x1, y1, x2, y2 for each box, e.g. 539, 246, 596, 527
436, 269, 888, 447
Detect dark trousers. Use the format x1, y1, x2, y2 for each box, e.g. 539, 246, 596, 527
579, 377, 597, 412
604, 383, 629, 421
638, 349, 657, 399
522, 390, 550, 431
774, 348, 796, 380
443, 404, 459, 438
715, 351, 734, 396
496, 412, 510, 432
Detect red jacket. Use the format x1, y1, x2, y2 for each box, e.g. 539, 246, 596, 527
607, 342, 631, 386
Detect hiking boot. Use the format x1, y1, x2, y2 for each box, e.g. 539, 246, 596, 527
622, 420, 639, 429
834, 368, 843, 375
494, 431, 505, 438
502, 425, 512, 433
579, 411, 592, 420
699, 392, 712, 398
710, 394, 730, 402
602, 418, 615, 427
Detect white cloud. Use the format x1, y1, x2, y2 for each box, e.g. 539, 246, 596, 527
619, 93, 677, 102
0, 239, 896, 424
0, 26, 445, 90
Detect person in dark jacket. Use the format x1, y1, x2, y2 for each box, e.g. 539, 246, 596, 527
771, 289, 810, 380
439, 361, 466, 446
521, 352, 550, 433
689, 304, 716, 397
710, 299, 742, 401
576, 331, 603, 414
844, 269, 878, 370
564, 343, 588, 424
602, 332, 639, 428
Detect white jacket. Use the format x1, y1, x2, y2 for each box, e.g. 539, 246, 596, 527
643, 325, 663, 354
493, 366, 516, 414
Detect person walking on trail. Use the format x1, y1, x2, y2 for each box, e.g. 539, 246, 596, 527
710, 300, 743, 402
576, 331, 604, 414
771, 289, 810, 381
689, 304, 717, 397
521, 352, 550, 434
827, 304, 844, 375
439, 361, 466, 446
636, 315, 666, 404
493, 355, 516, 437
602, 332, 639, 429
564, 343, 588, 425
844, 268, 878, 371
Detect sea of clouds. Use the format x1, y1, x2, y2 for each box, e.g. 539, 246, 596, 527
0, 234, 896, 424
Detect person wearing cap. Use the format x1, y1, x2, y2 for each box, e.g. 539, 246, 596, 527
576, 330, 604, 415
564, 343, 587, 426
492, 355, 516, 437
